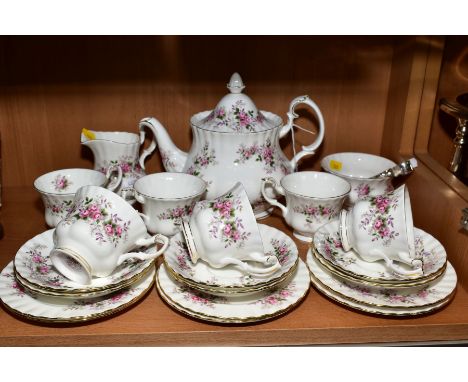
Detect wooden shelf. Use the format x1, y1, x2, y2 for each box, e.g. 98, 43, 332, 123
1, 187, 468, 346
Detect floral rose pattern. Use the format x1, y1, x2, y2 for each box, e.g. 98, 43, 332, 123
157, 204, 195, 226
340, 281, 438, 305
52, 174, 72, 192
186, 143, 217, 178
253, 282, 296, 307
98, 155, 143, 179
267, 238, 292, 266
173, 240, 195, 277
2, 272, 28, 298
358, 194, 399, 246
206, 191, 251, 248
293, 204, 337, 225
21, 244, 65, 287
45, 199, 74, 217
64, 195, 131, 246
321, 233, 357, 267
207, 99, 264, 132
160, 149, 177, 172
234, 139, 279, 174
177, 285, 226, 308
65, 289, 133, 311
355, 183, 371, 199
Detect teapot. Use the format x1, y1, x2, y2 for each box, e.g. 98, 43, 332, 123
140, 73, 325, 218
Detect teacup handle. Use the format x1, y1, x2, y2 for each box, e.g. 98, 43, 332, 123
215, 254, 281, 275
105, 164, 123, 192
261, 177, 288, 217
374, 250, 424, 277
279, 95, 325, 169
116, 233, 169, 266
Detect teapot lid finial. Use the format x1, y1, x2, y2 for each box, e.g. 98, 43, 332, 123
227, 72, 245, 94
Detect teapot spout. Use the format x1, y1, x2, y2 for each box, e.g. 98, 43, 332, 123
139, 117, 188, 173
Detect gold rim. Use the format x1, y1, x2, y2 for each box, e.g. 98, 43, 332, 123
14, 264, 154, 298
155, 265, 309, 324
0, 270, 155, 323
311, 244, 447, 288
163, 255, 299, 294
309, 270, 455, 316
13, 259, 154, 295
306, 255, 455, 309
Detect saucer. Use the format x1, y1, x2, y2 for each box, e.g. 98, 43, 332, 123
164, 224, 298, 295
313, 220, 447, 285
0, 261, 155, 323
14, 229, 154, 295
156, 259, 310, 324
306, 249, 457, 309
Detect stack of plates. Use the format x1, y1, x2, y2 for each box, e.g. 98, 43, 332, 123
0, 229, 155, 323
306, 220, 457, 316
156, 224, 310, 323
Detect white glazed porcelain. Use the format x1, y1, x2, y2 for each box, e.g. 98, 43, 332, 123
133, 172, 207, 236
81, 128, 156, 202
50, 185, 169, 285
313, 219, 447, 284
156, 259, 310, 324
34, 168, 123, 227
14, 229, 155, 297
0, 261, 155, 323
139, 72, 325, 218
261, 171, 350, 242
164, 224, 298, 295
306, 250, 456, 309
321, 152, 396, 205
181, 182, 280, 275
339, 185, 422, 277
306, 251, 455, 316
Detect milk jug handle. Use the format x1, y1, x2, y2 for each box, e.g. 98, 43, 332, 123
279, 95, 325, 169
138, 121, 158, 171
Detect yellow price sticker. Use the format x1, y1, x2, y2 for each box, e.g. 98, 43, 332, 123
330, 160, 342, 171
82, 128, 96, 140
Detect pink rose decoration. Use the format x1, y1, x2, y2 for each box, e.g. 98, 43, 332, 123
79, 209, 90, 218
105, 224, 114, 235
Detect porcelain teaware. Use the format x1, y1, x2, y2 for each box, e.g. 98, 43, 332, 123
261, 171, 350, 242
139, 72, 325, 218
132, 172, 207, 236
81, 128, 156, 202
34, 168, 122, 227
50, 185, 169, 285
321, 152, 396, 205
339, 184, 423, 276
181, 182, 281, 275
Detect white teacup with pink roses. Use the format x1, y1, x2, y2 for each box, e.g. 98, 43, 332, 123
34, 167, 123, 228
50, 185, 169, 285
339, 184, 423, 276
261, 171, 350, 242
132, 172, 207, 236
181, 182, 281, 275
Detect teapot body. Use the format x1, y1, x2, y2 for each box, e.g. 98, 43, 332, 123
179, 118, 293, 218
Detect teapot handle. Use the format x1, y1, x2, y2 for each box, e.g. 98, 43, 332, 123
279, 95, 325, 169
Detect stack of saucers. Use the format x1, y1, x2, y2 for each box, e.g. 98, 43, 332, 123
157, 223, 310, 323
306, 219, 457, 316
0, 229, 156, 323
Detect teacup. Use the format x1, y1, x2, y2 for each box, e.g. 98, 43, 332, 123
50, 185, 169, 285
261, 171, 350, 242
132, 172, 207, 236
34, 167, 123, 227
181, 182, 280, 275
321, 152, 396, 205
339, 184, 423, 276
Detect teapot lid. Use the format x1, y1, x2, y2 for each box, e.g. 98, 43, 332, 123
192, 73, 281, 133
